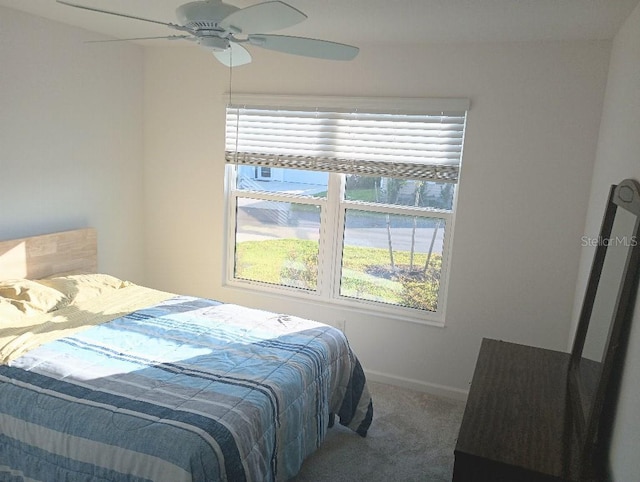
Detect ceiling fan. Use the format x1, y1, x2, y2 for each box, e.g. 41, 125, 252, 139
56, 0, 359, 67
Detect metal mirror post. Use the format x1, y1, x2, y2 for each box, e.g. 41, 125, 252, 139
568, 178, 640, 479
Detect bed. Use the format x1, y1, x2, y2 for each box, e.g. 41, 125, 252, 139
0, 228, 373, 482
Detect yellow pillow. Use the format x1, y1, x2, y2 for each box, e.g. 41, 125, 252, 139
0, 279, 69, 314
37, 273, 130, 305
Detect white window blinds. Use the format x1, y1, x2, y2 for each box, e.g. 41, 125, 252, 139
225, 96, 469, 182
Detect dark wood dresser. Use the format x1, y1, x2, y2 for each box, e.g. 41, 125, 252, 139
454, 181, 640, 482
453, 338, 583, 481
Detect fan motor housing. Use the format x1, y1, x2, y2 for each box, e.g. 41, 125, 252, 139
176, 0, 239, 30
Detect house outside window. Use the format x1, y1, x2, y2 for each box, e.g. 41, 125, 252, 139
224, 95, 469, 324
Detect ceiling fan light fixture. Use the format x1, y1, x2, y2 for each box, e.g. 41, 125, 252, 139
198, 36, 230, 51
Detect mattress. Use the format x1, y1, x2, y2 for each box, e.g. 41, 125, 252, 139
0, 278, 373, 481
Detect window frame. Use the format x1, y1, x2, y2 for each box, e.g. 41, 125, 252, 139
223, 95, 468, 326
335, 194, 454, 317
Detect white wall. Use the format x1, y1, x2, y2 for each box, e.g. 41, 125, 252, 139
143, 39, 611, 396
0, 7, 146, 281
570, 2, 640, 479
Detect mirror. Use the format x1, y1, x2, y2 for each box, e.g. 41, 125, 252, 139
569, 178, 640, 472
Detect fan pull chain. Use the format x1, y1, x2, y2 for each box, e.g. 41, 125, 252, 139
228, 48, 240, 164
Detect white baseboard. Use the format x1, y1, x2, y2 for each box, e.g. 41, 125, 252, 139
365, 369, 469, 401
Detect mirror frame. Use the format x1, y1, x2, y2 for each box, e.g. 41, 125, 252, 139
568, 178, 640, 475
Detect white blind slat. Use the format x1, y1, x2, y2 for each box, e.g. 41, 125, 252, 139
225, 103, 467, 182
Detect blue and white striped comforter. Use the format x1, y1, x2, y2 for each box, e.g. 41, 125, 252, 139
0, 296, 373, 481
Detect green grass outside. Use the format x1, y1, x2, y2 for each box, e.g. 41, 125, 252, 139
235, 238, 441, 311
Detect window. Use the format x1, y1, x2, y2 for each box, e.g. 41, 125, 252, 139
225, 95, 468, 323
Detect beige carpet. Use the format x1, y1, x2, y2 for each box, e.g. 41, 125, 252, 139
292, 381, 467, 482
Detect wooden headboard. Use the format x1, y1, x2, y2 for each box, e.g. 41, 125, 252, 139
0, 228, 97, 281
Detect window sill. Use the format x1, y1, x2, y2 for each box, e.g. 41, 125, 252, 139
221, 280, 447, 328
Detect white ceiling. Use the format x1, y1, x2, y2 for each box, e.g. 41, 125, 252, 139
1, 0, 639, 46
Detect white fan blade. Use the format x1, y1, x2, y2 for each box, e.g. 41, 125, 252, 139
56, 1, 191, 33
219, 1, 306, 34
214, 43, 252, 67
248, 35, 359, 61
85, 35, 191, 44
